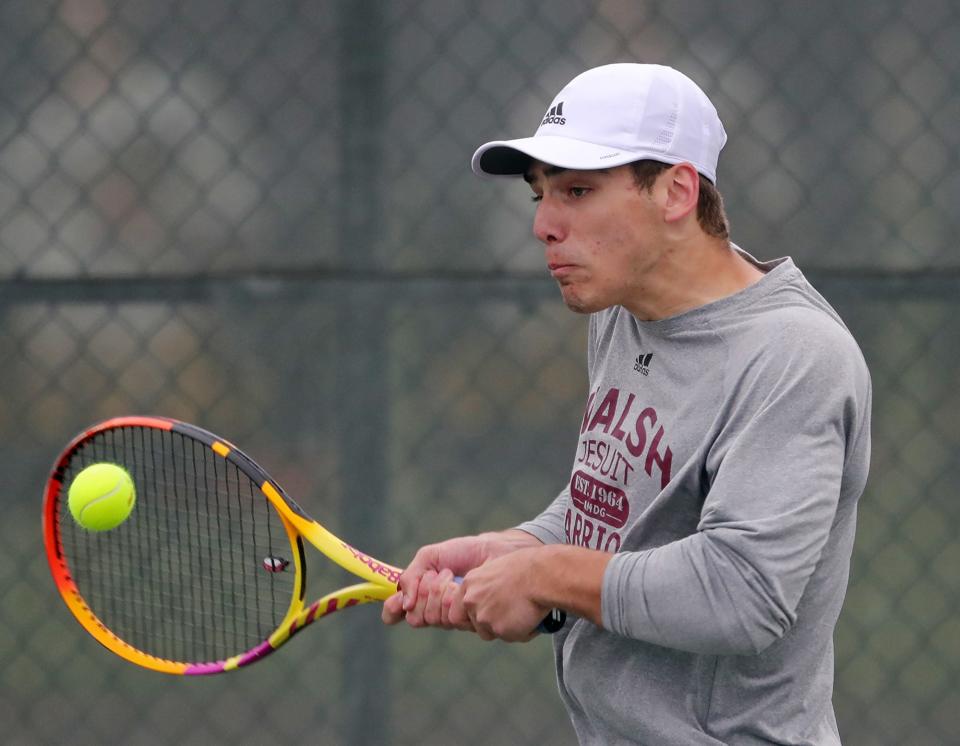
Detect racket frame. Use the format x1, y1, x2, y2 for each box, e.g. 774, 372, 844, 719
43, 416, 400, 675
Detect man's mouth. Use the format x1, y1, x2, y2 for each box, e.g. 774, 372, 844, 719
548, 262, 576, 278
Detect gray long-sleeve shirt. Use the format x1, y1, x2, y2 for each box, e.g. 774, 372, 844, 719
518, 251, 872, 745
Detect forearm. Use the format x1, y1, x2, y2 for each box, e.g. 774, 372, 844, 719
529, 544, 612, 627
481, 528, 545, 554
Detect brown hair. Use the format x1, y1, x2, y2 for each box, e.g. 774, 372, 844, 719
629, 160, 730, 239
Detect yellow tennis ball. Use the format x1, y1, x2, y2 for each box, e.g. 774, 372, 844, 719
68, 463, 136, 531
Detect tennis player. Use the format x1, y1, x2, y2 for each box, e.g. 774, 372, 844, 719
383, 63, 872, 745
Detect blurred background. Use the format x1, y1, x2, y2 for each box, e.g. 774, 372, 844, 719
2, 1, 957, 744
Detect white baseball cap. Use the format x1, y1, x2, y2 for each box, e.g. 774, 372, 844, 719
471, 63, 727, 183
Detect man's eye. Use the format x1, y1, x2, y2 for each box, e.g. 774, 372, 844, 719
530, 194, 543, 203
569, 187, 589, 198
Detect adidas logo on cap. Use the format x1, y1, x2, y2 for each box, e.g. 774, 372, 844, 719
541, 101, 565, 126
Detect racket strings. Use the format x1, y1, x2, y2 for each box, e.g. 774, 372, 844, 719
58, 427, 296, 664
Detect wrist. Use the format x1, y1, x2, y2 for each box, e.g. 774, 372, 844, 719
529, 544, 611, 626
528, 544, 561, 608
477, 529, 542, 561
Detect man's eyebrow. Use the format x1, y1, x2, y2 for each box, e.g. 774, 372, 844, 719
522, 166, 611, 183
523, 165, 567, 184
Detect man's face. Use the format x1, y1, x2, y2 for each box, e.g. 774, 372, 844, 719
524, 162, 666, 315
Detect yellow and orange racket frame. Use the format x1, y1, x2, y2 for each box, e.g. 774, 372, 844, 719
43, 415, 400, 675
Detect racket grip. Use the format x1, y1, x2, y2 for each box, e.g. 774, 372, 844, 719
536, 608, 567, 634
453, 576, 566, 635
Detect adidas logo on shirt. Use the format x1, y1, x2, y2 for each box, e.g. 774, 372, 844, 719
634, 353, 653, 376
542, 101, 566, 125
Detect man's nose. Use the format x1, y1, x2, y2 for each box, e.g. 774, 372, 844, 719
533, 201, 566, 244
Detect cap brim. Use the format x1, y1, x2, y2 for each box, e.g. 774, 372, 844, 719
471, 136, 647, 178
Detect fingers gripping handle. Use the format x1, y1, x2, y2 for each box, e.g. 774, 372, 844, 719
453, 577, 566, 635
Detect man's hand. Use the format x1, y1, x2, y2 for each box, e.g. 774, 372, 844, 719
456, 543, 612, 640
381, 530, 542, 631
458, 547, 555, 642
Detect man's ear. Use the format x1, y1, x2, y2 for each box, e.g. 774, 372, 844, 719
662, 163, 700, 223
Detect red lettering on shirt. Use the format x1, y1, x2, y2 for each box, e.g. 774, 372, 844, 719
578, 387, 674, 493
564, 507, 622, 551
645, 426, 673, 490
625, 406, 656, 458
570, 470, 629, 528
587, 388, 619, 433
610, 392, 635, 440
580, 389, 599, 434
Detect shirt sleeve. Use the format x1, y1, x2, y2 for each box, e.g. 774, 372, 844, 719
516, 311, 602, 545
601, 314, 871, 655
515, 485, 570, 545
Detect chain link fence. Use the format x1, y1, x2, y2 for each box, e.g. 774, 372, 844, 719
3, 1, 958, 744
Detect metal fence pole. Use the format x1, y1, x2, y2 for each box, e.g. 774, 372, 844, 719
336, 3, 390, 744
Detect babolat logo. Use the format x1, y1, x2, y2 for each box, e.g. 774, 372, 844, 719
342, 542, 402, 584
634, 353, 653, 376
542, 101, 566, 125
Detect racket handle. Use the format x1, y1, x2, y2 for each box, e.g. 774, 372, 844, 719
453, 576, 566, 635
536, 607, 567, 634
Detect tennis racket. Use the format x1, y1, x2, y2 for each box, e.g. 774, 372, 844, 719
43, 416, 565, 675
